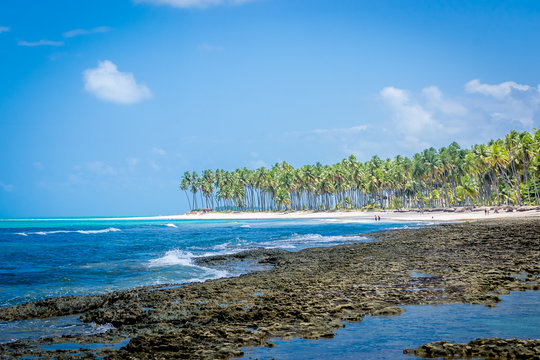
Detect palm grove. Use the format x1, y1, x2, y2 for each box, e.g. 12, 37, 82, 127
180, 130, 540, 212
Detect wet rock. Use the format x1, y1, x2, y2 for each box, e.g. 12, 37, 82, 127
372, 306, 405, 316
404, 338, 540, 359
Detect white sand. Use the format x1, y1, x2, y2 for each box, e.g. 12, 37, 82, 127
112, 208, 540, 222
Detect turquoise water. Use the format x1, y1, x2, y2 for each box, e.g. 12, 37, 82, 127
0, 217, 421, 307
243, 291, 540, 359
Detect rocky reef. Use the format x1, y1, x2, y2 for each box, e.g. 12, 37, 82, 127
0, 218, 539, 359
404, 338, 540, 359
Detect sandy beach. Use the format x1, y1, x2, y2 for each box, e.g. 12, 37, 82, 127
108, 207, 540, 222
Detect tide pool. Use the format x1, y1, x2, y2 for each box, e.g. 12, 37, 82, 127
243, 290, 540, 359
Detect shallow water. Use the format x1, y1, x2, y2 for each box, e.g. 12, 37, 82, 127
0, 218, 422, 307
0, 315, 113, 344
242, 291, 540, 359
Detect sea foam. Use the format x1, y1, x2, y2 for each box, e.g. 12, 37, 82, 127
14, 228, 121, 236
259, 233, 369, 249
148, 249, 195, 267
165, 223, 178, 228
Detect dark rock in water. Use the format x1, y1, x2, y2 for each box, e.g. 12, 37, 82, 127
194, 248, 291, 267
372, 306, 405, 316
404, 338, 540, 359
1, 218, 539, 359
0, 294, 106, 321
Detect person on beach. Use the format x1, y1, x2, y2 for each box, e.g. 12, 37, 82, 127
378, 215, 381, 221
374, 215, 378, 221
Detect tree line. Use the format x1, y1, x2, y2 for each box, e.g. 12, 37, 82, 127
180, 129, 540, 211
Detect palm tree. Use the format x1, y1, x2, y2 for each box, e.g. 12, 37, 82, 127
180, 171, 193, 210
180, 130, 539, 212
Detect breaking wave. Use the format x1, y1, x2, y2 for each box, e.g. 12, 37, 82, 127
259, 233, 369, 250
148, 249, 195, 267
15, 228, 121, 236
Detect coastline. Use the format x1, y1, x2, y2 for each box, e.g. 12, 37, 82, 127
1, 217, 539, 359
7, 206, 539, 223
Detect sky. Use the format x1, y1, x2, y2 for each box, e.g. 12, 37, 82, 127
0, 0, 539, 217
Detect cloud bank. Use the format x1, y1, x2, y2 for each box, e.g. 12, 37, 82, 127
0, 181, 14, 192
0, 26, 10, 34
134, 0, 253, 8
18, 40, 64, 47
378, 79, 540, 151
290, 79, 539, 161
63, 26, 111, 38
83, 60, 152, 105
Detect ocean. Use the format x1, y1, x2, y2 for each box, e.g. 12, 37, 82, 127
0, 217, 421, 308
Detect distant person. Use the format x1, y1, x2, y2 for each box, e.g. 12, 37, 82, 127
377, 215, 381, 221
375, 215, 378, 221
484, 209, 487, 215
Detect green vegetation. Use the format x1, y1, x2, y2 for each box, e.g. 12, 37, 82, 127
180, 130, 540, 211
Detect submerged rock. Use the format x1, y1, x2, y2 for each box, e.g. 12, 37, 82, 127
404, 338, 540, 359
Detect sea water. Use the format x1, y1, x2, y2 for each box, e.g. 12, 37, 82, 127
242, 290, 540, 359
0, 217, 420, 307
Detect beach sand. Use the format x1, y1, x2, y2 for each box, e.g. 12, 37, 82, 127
116, 207, 540, 222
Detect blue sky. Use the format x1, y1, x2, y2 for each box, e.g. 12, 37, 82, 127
1, 0, 539, 217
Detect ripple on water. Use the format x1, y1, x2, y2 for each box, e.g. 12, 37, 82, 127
242, 290, 540, 359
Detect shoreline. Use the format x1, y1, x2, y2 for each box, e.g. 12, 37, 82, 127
1, 217, 539, 358
5, 206, 539, 223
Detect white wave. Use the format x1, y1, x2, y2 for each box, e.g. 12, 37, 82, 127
190, 268, 229, 282
76, 227, 121, 234
211, 242, 231, 251
260, 233, 369, 249
148, 249, 195, 267
14, 227, 121, 236
93, 323, 115, 334
240, 224, 251, 228
165, 223, 178, 228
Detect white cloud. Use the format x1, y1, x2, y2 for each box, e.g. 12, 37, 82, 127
422, 86, 467, 115
83, 60, 152, 105
86, 161, 117, 176
134, 0, 253, 8
152, 147, 166, 156
127, 157, 140, 167
0, 181, 14, 192
377, 79, 540, 155
380, 86, 441, 135
464, 79, 540, 127
63, 26, 111, 38
149, 160, 160, 171
312, 125, 367, 135
287, 125, 367, 137
18, 40, 64, 47
248, 159, 268, 169
465, 79, 531, 99
0, 26, 10, 34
